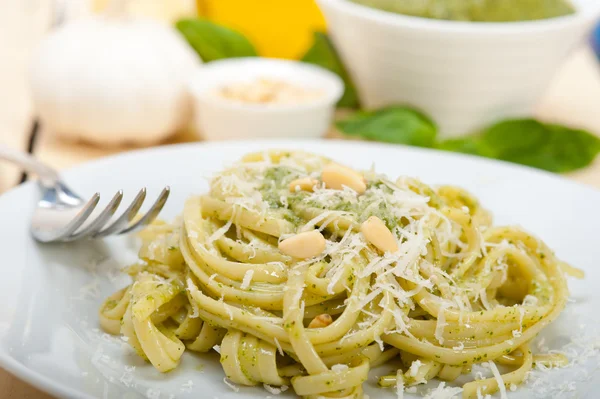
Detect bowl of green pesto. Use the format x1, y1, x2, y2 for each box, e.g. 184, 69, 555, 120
316, 0, 600, 136
350, 0, 576, 22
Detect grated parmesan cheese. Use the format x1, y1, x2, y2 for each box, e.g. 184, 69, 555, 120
487, 361, 508, 399
512, 329, 522, 338
475, 387, 491, 399
452, 342, 465, 351
119, 372, 134, 387
145, 388, 161, 399
240, 269, 254, 290
223, 377, 240, 392
224, 304, 234, 320
409, 360, 422, 378
208, 218, 233, 245
75, 278, 101, 300
264, 384, 289, 394
423, 382, 462, 399
517, 306, 525, 332
101, 154, 587, 399
522, 294, 539, 307
180, 380, 194, 393
374, 334, 385, 351
396, 369, 405, 399
435, 303, 449, 345
331, 364, 349, 373
537, 337, 548, 353
274, 337, 284, 356
479, 288, 492, 311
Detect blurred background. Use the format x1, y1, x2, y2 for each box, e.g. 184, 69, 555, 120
0, 0, 327, 192
1, 0, 600, 193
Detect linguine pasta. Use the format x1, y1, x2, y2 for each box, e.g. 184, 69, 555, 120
99, 150, 580, 398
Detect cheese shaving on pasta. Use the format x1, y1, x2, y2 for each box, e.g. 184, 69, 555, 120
99, 150, 582, 399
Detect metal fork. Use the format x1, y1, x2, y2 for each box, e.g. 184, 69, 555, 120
0, 146, 169, 242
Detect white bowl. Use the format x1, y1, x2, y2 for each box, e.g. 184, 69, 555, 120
189, 58, 343, 141
317, 0, 600, 137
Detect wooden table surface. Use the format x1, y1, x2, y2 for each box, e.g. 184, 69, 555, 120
1, 31, 600, 399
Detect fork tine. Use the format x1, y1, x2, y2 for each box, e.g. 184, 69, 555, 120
32, 193, 101, 243
66, 191, 124, 240
118, 186, 170, 235
93, 188, 147, 238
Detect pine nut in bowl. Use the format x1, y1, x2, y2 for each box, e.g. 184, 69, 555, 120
189, 58, 344, 140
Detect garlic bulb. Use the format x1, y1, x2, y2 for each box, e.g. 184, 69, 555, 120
30, 16, 201, 146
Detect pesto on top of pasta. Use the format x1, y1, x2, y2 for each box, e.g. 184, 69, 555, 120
100, 150, 581, 399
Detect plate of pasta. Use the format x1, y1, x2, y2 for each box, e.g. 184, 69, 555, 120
0, 140, 598, 399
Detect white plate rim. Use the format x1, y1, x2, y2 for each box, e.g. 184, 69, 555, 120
0, 138, 599, 399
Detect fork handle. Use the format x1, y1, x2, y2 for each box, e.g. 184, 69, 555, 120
0, 145, 59, 187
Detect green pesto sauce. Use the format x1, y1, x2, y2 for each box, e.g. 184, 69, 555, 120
262, 166, 296, 187
351, 0, 575, 22
258, 168, 401, 229
258, 166, 308, 227
300, 180, 399, 229
104, 299, 118, 310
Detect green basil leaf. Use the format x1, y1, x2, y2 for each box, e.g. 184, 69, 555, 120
175, 18, 257, 62
497, 125, 600, 173
336, 106, 437, 147
476, 119, 600, 173
480, 119, 548, 158
301, 32, 360, 108
436, 137, 495, 158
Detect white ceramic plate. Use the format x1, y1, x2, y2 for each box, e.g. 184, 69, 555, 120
0, 140, 599, 399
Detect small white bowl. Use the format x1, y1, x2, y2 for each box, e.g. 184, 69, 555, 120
189, 58, 344, 141
317, 0, 600, 137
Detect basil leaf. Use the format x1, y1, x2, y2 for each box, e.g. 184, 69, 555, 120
175, 18, 257, 62
435, 117, 600, 172
480, 119, 548, 158
301, 32, 360, 108
436, 137, 495, 158
493, 124, 600, 173
336, 106, 437, 147
465, 118, 600, 172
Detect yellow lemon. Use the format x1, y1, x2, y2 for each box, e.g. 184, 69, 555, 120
197, 0, 327, 59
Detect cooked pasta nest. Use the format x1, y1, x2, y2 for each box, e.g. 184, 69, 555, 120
100, 150, 581, 398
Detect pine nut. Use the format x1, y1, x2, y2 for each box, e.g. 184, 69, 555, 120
289, 177, 319, 192
308, 314, 333, 328
321, 163, 366, 194
278, 230, 326, 259
361, 216, 398, 253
